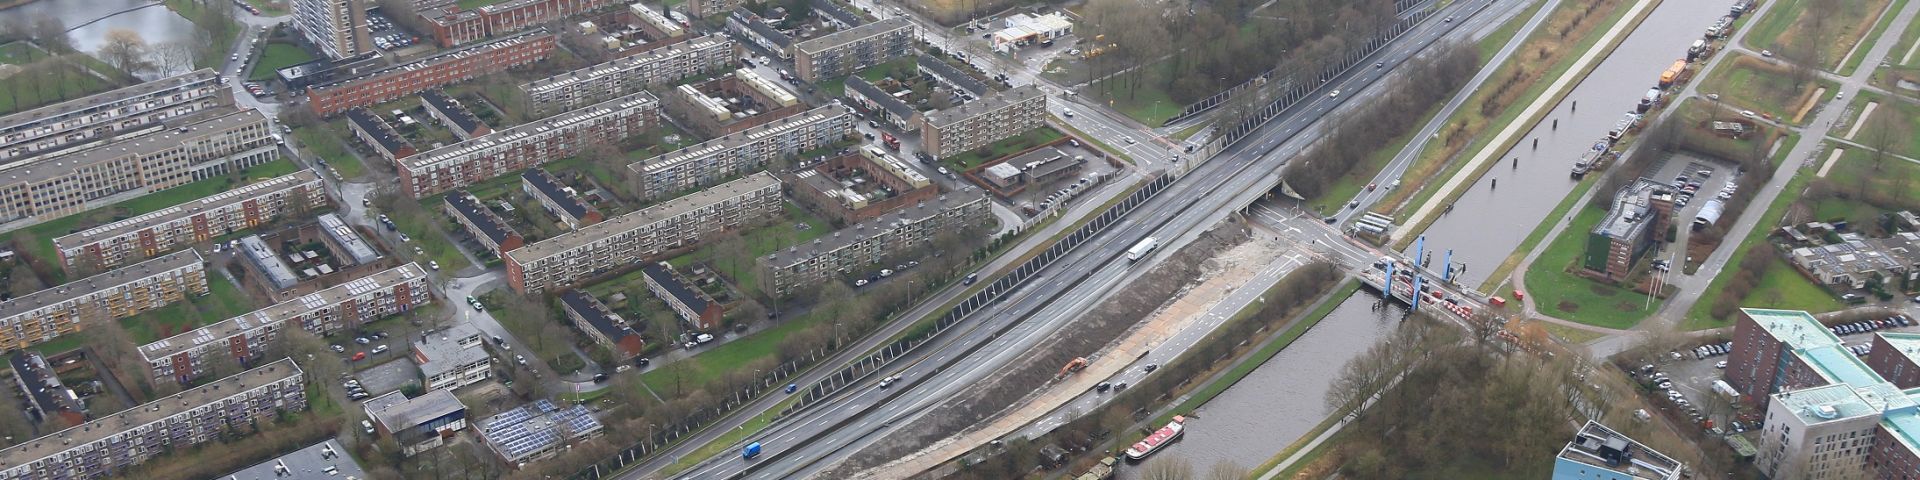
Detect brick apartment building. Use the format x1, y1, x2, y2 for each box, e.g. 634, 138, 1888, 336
725, 9, 792, 58
346, 108, 418, 162
792, 17, 914, 82
761, 191, 990, 296
843, 76, 919, 130
1724, 308, 1920, 479
0, 69, 228, 164
139, 263, 431, 384
398, 91, 658, 198
520, 34, 734, 116
0, 107, 278, 228
627, 106, 851, 199
53, 170, 328, 272
506, 172, 782, 293
444, 190, 525, 257
558, 290, 645, 359
686, 0, 744, 18
306, 30, 556, 117
522, 168, 603, 229
0, 358, 306, 480
410, 323, 492, 392
664, 68, 804, 137
420, 0, 616, 47
1583, 178, 1674, 280
920, 85, 1047, 158
787, 146, 936, 224
0, 251, 207, 351
642, 262, 722, 331
420, 90, 492, 140
292, 0, 372, 59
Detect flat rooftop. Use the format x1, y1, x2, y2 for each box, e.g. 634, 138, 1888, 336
0, 358, 301, 470
923, 85, 1043, 129
0, 107, 266, 186
523, 34, 730, 94
53, 170, 321, 251
366, 389, 464, 430
220, 438, 364, 480
1555, 420, 1683, 480
404, 91, 658, 172
0, 69, 217, 129
1745, 308, 1843, 350
0, 250, 202, 321
764, 191, 981, 267
793, 17, 910, 56
140, 263, 428, 362
319, 213, 379, 265
1882, 333, 1920, 369
632, 106, 846, 175
412, 323, 489, 378
1594, 178, 1670, 241
507, 172, 780, 262
311, 30, 549, 91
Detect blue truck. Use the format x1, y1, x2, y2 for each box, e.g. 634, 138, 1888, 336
742, 442, 763, 459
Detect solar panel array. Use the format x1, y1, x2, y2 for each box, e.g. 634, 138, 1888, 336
481, 400, 603, 462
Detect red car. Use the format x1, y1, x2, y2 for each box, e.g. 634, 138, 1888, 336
351, 352, 367, 361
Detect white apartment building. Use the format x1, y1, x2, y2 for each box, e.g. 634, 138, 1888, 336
398, 92, 659, 198
520, 34, 734, 116
292, 0, 372, 59
0, 69, 228, 163
0, 107, 277, 226
506, 172, 782, 293
411, 323, 493, 392
627, 106, 851, 199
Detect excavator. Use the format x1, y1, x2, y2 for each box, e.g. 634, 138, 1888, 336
1056, 357, 1089, 380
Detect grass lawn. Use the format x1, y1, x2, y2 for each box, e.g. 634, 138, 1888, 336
1522, 206, 1660, 329
1743, 0, 1893, 72
0, 60, 113, 115
942, 126, 1066, 171
1840, 0, 1911, 75
1695, 53, 1842, 126
1537, 321, 1609, 344
1681, 136, 1807, 330
248, 43, 315, 81
391, 212, 474, 273
165, 0, 243, 69
1084, 61, 1181, 126
1838, 91, 1920, 158
1478, 0, 1550, 60
293, 125, 368, 180
117, 275, 260, 344
665, 202, 830, 300
0, 42, 36, 65
1824, 142, 1920, 206
11, 159, 299, 272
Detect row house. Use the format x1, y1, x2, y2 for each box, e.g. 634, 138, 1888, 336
443, 190, 525, 257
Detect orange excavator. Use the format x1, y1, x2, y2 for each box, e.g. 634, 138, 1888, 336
1057, 357, 1089, 380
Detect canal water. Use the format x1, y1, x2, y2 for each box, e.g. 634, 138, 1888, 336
6, 0, 201, 78
1129, 292, 1409, 475
1404, 0, 1740, 289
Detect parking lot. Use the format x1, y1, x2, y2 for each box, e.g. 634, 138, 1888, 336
1640, 313, 1920, 434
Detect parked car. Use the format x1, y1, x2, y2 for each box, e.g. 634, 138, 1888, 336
371, 345, 389, 355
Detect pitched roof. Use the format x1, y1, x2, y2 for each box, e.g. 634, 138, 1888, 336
445, 190, 517, 245
845, 76, 917, 121
420, 90, 486, 134
643, 263, 707, 313
522, 168, 594, 222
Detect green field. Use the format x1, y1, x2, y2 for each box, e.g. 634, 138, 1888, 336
11, 159, 300, 274
118, 275, 260, 344
1840, 0, 1911, 75
248, 43, 315, 81
1838, 91, 1920, 158
1084, 61, 1181, 126
1888, 7, 1920, 68
665, 202, 831, 300
942, 126, 1067, 171
1696, 53, 1842, 126
1522, 206, 1661, 330
1681, 136, 1807, 330
0, 42, 36, 65
0, 59, 114, 116
292, 125, 368, 180
1744, 0, 1893, 72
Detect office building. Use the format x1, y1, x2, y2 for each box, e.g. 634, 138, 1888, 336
0, 108, 277, 228
444, 190, 525, 257
724, 9, 791, 58
365, 390, 468, 457
478, 399, 602, 467
306, 30, 556, 117
559, 290, 645, 359
506, 173, 781, 293
318, 213, 380, 265
1787, 231, 1920, 290
139, 264, 430, 383
791, 17, 913, 82
920, 85, 1046, 158
761, 191, 989, 296
0, 251, 207, 351
917, 55, 988, 98
522, 168, 603, 229
0, 359, 305, 480
293, 0, 372, 59
1552, 420, 1685, 480
421, 90, 492, 140
843, 76, 918, 130
9, 351, 85, 425
787, 146, 935, 223
0, 69, 228, 164
1584, 178, 1674, 279
642, 262, 721, 331
663, 68, 803, 137
1726, 308, 1920, 479
627, 106, 850, 199
53, 170, 326, 272
520, 34, 733, 116
219, 440, 365, 480
400, 91, 657, 198
421, 0, 615, 47
346, 108, 417, 162
410, 323, 493, 392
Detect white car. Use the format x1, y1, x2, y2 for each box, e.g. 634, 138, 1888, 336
695, 333, 714, 343
1761, 49, 1773, 57
428, 261, 440, 271
1329, 90, 1341, 98
1739, 110, 1757, 119
371, 345, 388, 354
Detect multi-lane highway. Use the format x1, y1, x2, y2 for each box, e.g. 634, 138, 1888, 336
660, 1, 1503, 477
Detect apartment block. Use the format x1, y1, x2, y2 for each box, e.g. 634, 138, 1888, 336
642, 262, 721, 331
664, 68, 804, 137
522, 168, 602, 229
444, 190, 525, 257
292, 0, 373, 59
787, 146, 935, 224
686, 0, 745, 18
0, 108, 277, 227
421, 0, 616, 47
478, 399, 602, 467
520, 34, 734, 116
365, 390, 467, 457
761, 191, 989, 296
1551, 420, 1684, 480
346, 108, 417, 162
559, 290, 645, 359
627, 106, 851, 199
139, 263, 430, 384
0, 251, 207, 351
791, 17, 914, 82
306, 30, 556, 117
421, 90, 492, 140
920, 85, 1047, 158
0, 69, 228, 164
53, 170, 327, 272
410, 323, 492, 392
1726, 308, 1920, 479
1583, 178, 1674, 280
506, 172, 782, 293
0, 358, 305, 480
398, 91, 658, 198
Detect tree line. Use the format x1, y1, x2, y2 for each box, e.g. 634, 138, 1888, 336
1282, 41, 1479, 203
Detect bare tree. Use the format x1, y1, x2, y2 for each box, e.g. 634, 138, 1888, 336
29, 14, 69, 54
1866, 109, 1897, 171
99, 29, 151, 77
1204, 461, 1249, 480
1140, 456, 1193, 480
154, 41, 195, 77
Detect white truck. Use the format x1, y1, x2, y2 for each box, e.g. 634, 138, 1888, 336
1126, 237, 1159, 262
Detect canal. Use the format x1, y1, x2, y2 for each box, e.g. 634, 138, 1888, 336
6, 0, 201, 78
